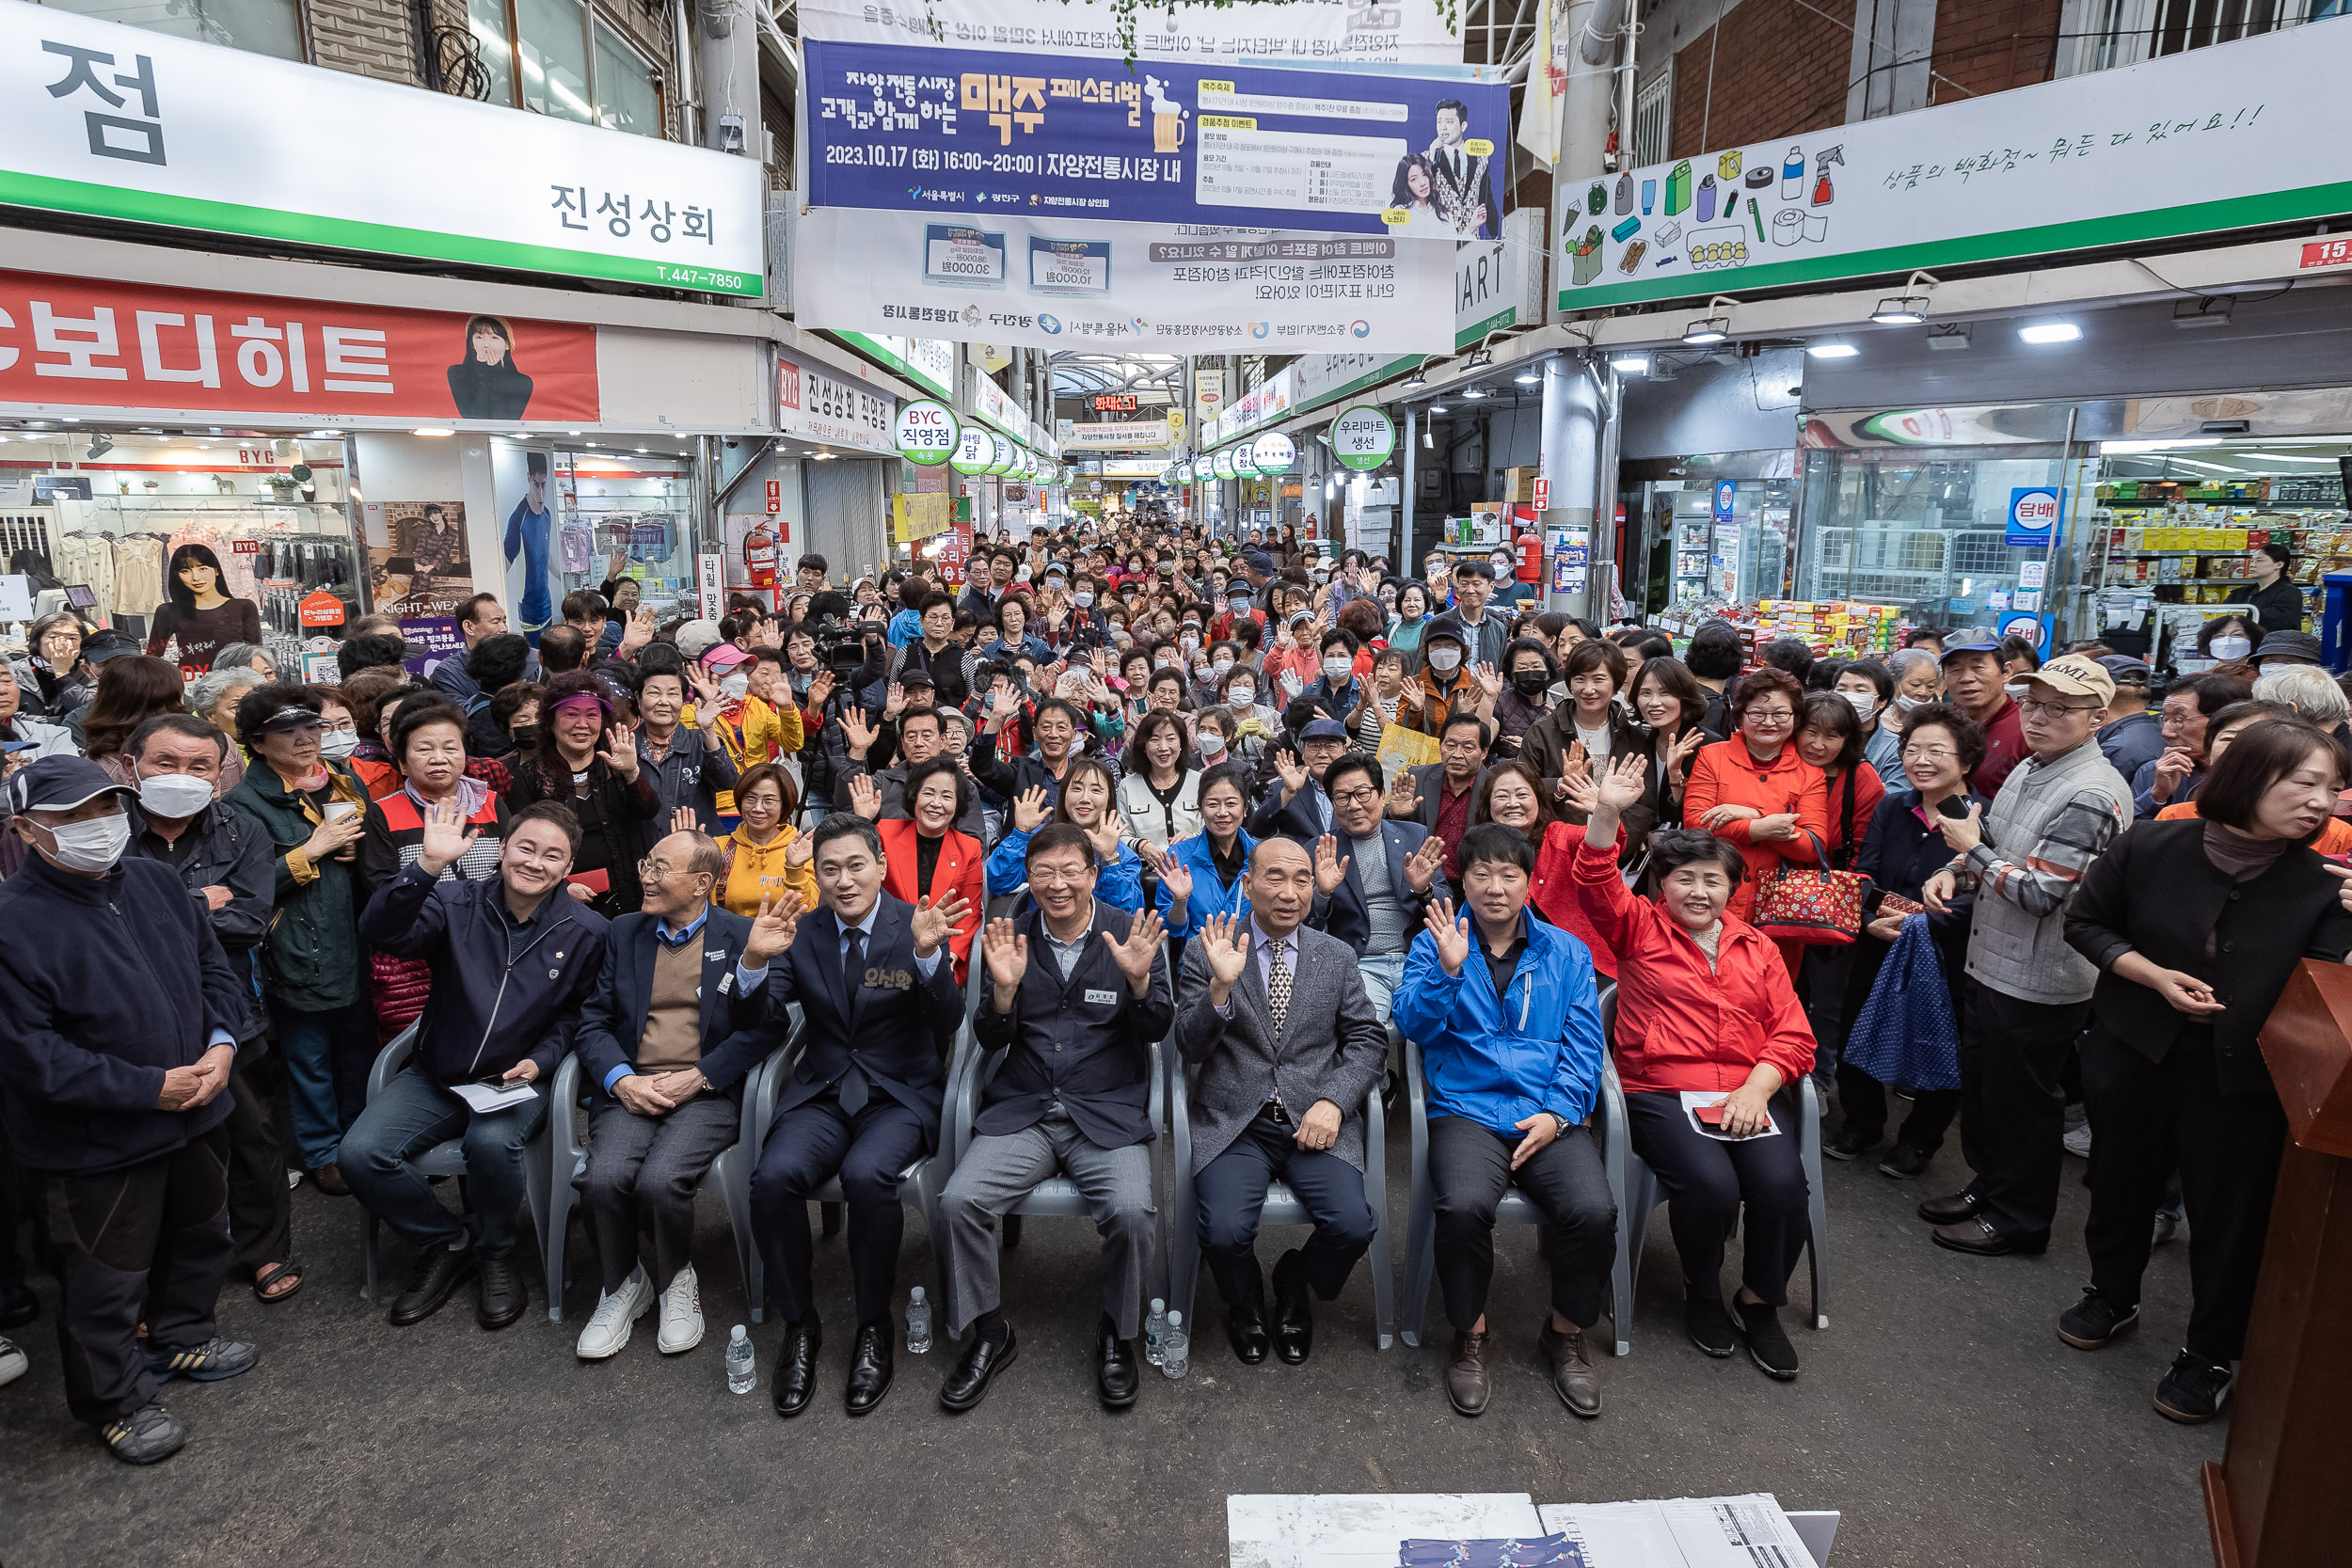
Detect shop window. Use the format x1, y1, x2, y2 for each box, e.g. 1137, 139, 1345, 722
2055, 0, 2315, 77
467, 0, 666, 136
40, 0, 305, 61
1630, 68, 1671, 168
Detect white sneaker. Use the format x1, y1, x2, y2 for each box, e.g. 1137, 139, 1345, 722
575, 1266, 652, 1360
657, 1265, 704, 1354
2062, 1124, 2093, 1160
0, 1335, 26, 1387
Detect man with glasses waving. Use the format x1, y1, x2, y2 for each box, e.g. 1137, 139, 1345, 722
1919, 656, 2132, 1259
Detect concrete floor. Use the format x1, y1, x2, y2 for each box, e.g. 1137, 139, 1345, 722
1, 1128, 2221, 1567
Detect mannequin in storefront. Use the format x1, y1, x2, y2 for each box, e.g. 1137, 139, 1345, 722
146, 544, 261, 675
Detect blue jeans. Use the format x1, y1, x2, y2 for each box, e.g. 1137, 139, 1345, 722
340, 1067, 550, 1257
271, 998, 368, 1169
1357, 952, 1406, 1018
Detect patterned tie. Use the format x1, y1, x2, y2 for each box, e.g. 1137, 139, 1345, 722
838, 928, 867, 1114
1266, 936, 1293, 1038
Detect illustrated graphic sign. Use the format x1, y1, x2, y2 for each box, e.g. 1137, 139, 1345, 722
1558, 24, 2352, 311
1251, 432, 1295, 472
798, 0, 1462, 66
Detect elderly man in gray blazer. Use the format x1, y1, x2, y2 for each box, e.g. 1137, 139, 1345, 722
1175, 836, 1388, 1367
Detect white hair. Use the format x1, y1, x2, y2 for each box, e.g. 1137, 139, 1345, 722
2252, 664, 2350, 725
1889, 647, 1939, 683
187, 664, 263, 718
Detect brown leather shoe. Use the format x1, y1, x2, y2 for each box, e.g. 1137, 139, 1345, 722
1445, 1330, 1491, 1417
1539, 1321, 1603, 1418
1916, 1189, 1979, 1226
310, 1162, 350, 1197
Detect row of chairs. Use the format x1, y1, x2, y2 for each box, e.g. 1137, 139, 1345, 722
357, 935, 1828, 1356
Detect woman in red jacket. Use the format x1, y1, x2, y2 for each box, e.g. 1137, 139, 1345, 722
1474, 758, 1617, 980
1683, 666, 1828, 969
866, 755, 981, 984
1580, 752, 1818, 1383
1795, 690, 1885, 867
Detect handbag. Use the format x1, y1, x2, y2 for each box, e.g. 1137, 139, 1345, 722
1750, 829, 1867, 945
1842, 914, 1963, 1092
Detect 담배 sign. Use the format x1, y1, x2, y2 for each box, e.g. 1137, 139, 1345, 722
895, 399, 960, 465
1331, 404, 1395, 470
2007, 485, 2060, 546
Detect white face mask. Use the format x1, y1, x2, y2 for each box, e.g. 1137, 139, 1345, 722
319, 729, 360, 759
1211, 657, 1234, 680
1895, 693, 1928, 713
1321, 656, 1354, 684
1199, 730, 1228, 756
1074, 592, 1094, 608
40, 813, 133, 875
1155, 655, 1180, 671
1840, 689, 1878, 721
719, 672, 751, 701
1180, 632, 1200, 651
136, 771, 216, 819
1229, 685, 1256, 706
2209, 635, 2252, 661
2002, 681, 2030, 700
1427, 647, 1462, 673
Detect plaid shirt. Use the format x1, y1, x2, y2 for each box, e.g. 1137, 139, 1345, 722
1950, 776, 2125, 918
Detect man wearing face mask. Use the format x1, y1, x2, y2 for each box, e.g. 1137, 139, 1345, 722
122, 716, 296, 1310
0, 756, 257, 1465
1937, 634, 2030, 798
1304, 630, 1365, 726
1402, 626, 1487, 741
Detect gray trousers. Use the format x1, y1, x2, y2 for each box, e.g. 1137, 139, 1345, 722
582, 1096, 739, 1294
941, 1106, 1155, 1340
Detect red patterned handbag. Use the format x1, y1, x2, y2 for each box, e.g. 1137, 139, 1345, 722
1751, 832, 1867, 945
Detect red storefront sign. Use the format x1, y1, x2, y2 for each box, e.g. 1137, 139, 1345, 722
298, 590, 346, 627
0, 271, 599, 421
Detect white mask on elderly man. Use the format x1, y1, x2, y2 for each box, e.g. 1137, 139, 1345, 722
2208, 635, 2252, 661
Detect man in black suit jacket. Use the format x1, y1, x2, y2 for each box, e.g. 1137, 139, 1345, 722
1245, 717, 1353, 843
937, 824, 1171, 1413
572, 829, 771, 1363
744, 816, 970, 1418
1310, 754, 1448, 1015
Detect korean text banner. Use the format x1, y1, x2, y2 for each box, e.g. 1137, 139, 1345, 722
0, 270, 599, 422
798, 0, 1461, 65
1558, 23, 2352, 312
792, 208, 1459, 354
807, 40, 1511, 240
0, 0, 764, 295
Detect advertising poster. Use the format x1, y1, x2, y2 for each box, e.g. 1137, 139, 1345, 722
795, 209, 1457, 353
799, 0, 1461, 66
1555, 23, 2352, 312
361, 499, 472, 626
808, 43, 1510, 239
494, 441, 559, 640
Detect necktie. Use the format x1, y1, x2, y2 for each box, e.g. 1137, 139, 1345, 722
1266, 937, 1292, 1038
838, 928, 867, 1113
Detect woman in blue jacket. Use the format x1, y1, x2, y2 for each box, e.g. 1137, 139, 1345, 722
986, 755, 1144, 910
1151, 760, 1257, 940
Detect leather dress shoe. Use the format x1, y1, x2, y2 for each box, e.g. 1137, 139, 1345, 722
845, 1319, 894, 1416
1932, 1216, 2048, 1257
1539, 1321, 1603, 1418
310, 1162, 350, 1197
771, 1319, 822, 1418
1226, 1300, 1270, 1366
1446, 1329, 1491, 1417
1097, 1320, 1140, 1410
1271, 1251, 1314, 1366
1917, 1190, 1981, 1226
473, 1252, 528, 1330
388, 1244, 475, 1327
939, 1324, 1017, 1412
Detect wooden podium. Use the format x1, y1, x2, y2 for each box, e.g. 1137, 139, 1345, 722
2209, 959, 2352, 1566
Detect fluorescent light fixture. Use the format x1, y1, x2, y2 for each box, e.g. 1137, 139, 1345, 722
1805, 341, 1858, 359
412, 427, 454, 437
62, 416, 79, 423
1926, 325, 1972, 352
2098, 437, 2224, 454
2018, 321, 2081, 344
2173, 296, 2233, 330
306, 428, 341, 437
635, 446, 650, 453
567, 430, 582, 436
1681, 317, 1729, 345
1609, 353, 1650, 374
1514, 367, 1542, 385
1463, 386, 1488, 399
1869, 296, 1928, 325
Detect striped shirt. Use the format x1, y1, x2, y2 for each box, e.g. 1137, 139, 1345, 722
1952, 783, 2124, 917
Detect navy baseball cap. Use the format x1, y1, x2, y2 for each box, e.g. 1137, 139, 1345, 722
1298, 718, 1350, 742
1242, 550, 1277, 574
1937, 630, 2002, 661
6, 755, 134, 814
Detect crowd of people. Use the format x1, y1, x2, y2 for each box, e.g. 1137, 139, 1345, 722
3, 515, 2344, 1465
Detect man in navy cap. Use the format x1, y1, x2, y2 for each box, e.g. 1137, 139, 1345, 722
1939, 630, 2030, 797
0, 757, 257, 1465
1248, 718, 1354, 843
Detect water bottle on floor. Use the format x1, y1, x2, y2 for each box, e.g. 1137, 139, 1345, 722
725, 1324, 755, 1394
1144, 1297, 1168, 1366
906, 1286, 932, 1354
1160, 1310, 1188, 1379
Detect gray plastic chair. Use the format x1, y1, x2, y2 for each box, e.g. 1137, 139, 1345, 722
357, 1023, 556, 1314
1599, 986, 1832, 1352
541, 1041, 761, 1324
742, 1009, 974, 1323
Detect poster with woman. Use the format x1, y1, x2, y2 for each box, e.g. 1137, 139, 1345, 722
446, 316, 538, 420
146, 542, 262, 677
362, 500, 472, 622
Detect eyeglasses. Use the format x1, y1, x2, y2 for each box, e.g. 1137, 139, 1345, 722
1029, 867, 1093, 887
1331, 786, 1381, 806
1743, 708, 1795, 724
1900, 746, 1957, 763
2016, 697, 2101, 718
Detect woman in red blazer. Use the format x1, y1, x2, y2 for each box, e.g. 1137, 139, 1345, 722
870, 755, 983, 984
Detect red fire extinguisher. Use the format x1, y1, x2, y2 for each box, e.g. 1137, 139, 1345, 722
1516, 531, 1543, 584
743, 522, 778, 590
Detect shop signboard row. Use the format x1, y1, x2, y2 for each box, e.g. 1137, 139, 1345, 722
965, 361, 1058, 456
1559, 22, 2352, 312
0, 3, 765, 295
0, 269, 600, 423
832, 333, 958, 399
777, 356, 896, 454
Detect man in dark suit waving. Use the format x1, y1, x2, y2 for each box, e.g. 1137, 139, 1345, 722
938, 824, 1171, 1413
743, 815, 970, 1418
572, 829, 772, 1364
1176, 839, 1388, 1368
1309, 753, 1449, 1016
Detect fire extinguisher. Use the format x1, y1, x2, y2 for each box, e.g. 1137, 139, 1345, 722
743, 521, 778, 590
1516, 531, 1543, 584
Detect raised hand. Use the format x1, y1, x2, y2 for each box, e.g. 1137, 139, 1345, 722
1557, 768, 1599, 816
1386, 768, 1422, 819
598, 736, 640, 782
618, 607, 657, 655
668, 805, 700, 835
1470, 662, 1503, 703
1403, 832, 1448, 893
805, 669, 837, 710
1422, 895, 1471, 975
1312, 833, 1350, 898
786, 829, 815, 866
1087, 808, 1126, 861
1155, 845, 1194, 906
1274, 747, 1309, 800
684, 661, 722, 712
846, 772, 883, 821
838, 707, 878, 760
740, 890, 804, 966
1103, 906, 1166, 991
416, 797, 480, 875
983, 915, 1029, 996
911, 891, 971, 958
1012, 784, 1051, 833
882, 681, 908, 719
1595, 752, 1647, 816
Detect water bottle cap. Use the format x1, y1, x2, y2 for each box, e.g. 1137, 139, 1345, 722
1167, 1310, 1181, 1325
1150, 1297, 1165, 1311
911, 1286, 926, 1301
730, 1323, 748, 1341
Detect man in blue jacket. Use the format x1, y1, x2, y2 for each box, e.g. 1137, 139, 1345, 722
1393, 823, 1614, 1423
0, 758, 256, 1465
345, 800, 609, 1330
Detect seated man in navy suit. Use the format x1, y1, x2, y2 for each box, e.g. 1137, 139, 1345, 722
1307, 753, 1449, 1015
743, 816, 970, 1418
572, 829, 773, 1364
1244, 718, 1354, 843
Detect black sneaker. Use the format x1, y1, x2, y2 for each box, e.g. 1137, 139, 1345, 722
2057, 1288, 2139, 1351
143, 1338, 258, 1384
1685, 1292, 1734, 1358
1824, 1125, 1880, 1163
1731, 1296, 1800, 1381
1877, 1143, 1932, 1180
2153, 1351, 2233, 1423
100, 1402, 186, 1465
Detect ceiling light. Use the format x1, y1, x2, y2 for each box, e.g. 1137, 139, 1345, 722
85, 434, 114, 460
1805, 341, 1858, 359
1681, 317, 1729, 345
2099, 437, 2223, 454
1514, 367, 1542, 385
1463, 386, 1487, 399
1429, 404, 1449, 415
62, 416, 79, 423
1401, 367, 1428, 391
635, 446, 649, 453
1926, 325, 1972, 352
1466, 338, 1495, 369
567, 429, 582, 436
1609, 353, 1650, 375
413, 427, 454, 437
1869, 296, 1928, 325
306, 428, 341, 438
2173, 296, 2233, 330
2019, 321, 2081, 344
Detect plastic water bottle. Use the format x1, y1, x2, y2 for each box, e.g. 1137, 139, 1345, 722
1143, 1297, 1168, 1367
1160, 1310, 1188, 1380
724, 1324, 755, 1394
906, 1286, 932, 1354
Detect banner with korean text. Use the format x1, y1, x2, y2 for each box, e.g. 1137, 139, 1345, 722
798, 0, 1461, 65
0, 270, 598, 422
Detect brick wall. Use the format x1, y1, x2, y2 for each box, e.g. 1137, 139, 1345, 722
1925, 0, 2061, 103
305, 0, 422, 87
1666, 2, 1851, 158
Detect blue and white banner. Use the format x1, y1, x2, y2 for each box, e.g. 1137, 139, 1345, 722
806, 40, 1511, 239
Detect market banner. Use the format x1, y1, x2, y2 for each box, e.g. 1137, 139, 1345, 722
797, 0, 1462, 66
792, 208, 1459, 354
1558, 23, 2352, 313
0, 1, 765, 295
808, 40, 1512, 240
777, 355, 897, 454
0, 269, 599, 421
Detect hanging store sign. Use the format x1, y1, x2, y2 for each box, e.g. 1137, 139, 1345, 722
806, 41, 1510, 239
777, 357, 896, 454
1230, 445, 1260, 479
951, 426, 994, 474
894, 398, 960, 464
0, 5, 764, 295
987, 432, 1017, 474
1211, 448, 1234, 480
795, 209, 1457, 354
1330, 404, 1395, 470
1251, 433, 1295, 472
1559, 24, 2352, 313
1062, 419, 1174, 450
0, 269, 599, 421
798, 0, 1461, 66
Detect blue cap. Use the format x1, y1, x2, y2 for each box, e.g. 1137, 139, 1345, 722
1298, 718, 1350, 742
6, 755, 135, 815
1937, 630, 2002, 661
